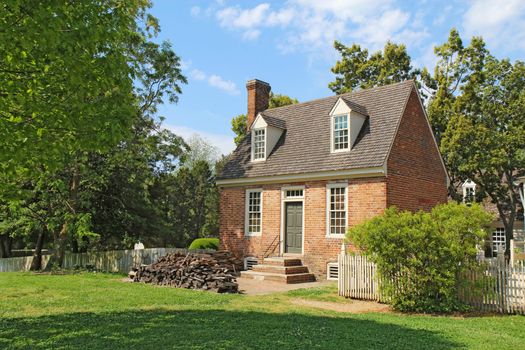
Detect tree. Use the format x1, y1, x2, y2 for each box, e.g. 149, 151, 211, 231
182, 134, 221, 168
425, 29, 525, 256
231, 114, 248, 146
268, 93, 299, 109
348, 203, 492, 312
329, 41, 419, 94
0, 0, 147, 188
230, 93, 298, 146
0, 1, 187, 267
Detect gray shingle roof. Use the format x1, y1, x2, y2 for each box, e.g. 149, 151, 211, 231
218, 80, 415, 180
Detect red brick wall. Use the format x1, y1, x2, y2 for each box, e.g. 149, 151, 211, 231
386, 88, 448, 211
219, 177, 387, 277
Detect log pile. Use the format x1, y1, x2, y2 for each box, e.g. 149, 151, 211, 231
132, 251, 243, 293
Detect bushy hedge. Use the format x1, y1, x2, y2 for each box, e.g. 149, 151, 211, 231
347, 202, 492, 313
188, 238, 220, 251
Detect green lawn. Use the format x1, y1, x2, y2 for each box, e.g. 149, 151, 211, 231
1, 273, 524, 349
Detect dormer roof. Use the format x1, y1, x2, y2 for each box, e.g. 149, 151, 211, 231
340, 97, 368, 116
260, 113, 286, 129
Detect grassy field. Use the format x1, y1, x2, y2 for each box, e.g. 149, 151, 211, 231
1, 273, 525, 349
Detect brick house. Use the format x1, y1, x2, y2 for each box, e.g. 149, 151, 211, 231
460, 179, 524, 258
216, 79, 448, 281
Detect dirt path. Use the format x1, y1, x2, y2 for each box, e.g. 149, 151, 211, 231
237, 277, 331, 295
291, 298, 391, 314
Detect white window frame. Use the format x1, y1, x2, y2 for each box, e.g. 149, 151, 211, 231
462, 180, 476, 203
326, 182, 348, 238
245, 189, 263, 236
492, 227, 506, 257
251, 128, 266, 162
331, 114, 350, 153
282, 186, 305, 200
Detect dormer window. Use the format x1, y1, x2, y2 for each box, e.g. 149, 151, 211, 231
329, 97, 367, 153
333, 114, 349, 151
252, 128, 266, 161
462, 179, 476, 203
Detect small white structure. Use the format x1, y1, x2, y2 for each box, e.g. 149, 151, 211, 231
518, 176, 525, 232
134, 242, 145, 250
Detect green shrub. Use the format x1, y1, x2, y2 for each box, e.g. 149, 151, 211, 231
188, 238, 219, 250
347, 202, 493, 313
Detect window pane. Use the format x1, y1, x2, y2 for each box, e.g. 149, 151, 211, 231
253, 129, 265, 160
333, 116, 349, 151
492, 228, 506, 257
328, 186, 346, 235
247, 191, 262, 234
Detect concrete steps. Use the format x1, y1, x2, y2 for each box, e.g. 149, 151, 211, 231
240, 257, 315, 284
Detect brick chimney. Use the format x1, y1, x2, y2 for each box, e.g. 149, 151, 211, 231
246, 79, 271, 131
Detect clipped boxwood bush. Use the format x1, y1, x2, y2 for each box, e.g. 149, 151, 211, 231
347, 202, 492, 313
188, 238, 219, 251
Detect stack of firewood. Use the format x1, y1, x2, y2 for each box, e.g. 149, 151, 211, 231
132, 251, 243, 293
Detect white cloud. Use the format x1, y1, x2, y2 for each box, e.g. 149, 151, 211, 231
184, 63, 239, 95
190, 6, 201, 17
190, 68, 206, 81
243, 29, 261, 40
165, 124, 235, 156
211, 1, 424, 52
352, 9, 411, 48
463, 0, 525, 50
208, 75, 240, 95
217, 3, 271, 29
215, 3, 295, 40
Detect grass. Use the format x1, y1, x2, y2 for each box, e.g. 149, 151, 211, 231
1, 272, 525, 349
285, 283, 346, 303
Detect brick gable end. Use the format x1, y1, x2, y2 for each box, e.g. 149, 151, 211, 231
386, 87, 448, 211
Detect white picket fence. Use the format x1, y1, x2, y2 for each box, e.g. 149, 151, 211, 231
338, 253, 384, 301
0, 255, 52, 273
338, 253, 525, 314
0, 248, 198, 273
459, 260, 525, 314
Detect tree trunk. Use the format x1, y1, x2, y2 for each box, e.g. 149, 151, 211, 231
71, 238, 79, 254
47, 168, 80, 269
497, 205, 516, 260
0, 235, 12, 258
30, 229, 46, 271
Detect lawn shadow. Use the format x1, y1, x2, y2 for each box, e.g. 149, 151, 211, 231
0, 309, 462, 349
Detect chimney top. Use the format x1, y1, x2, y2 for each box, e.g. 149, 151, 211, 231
246, 79, 271, 88
246, 79, 271, 131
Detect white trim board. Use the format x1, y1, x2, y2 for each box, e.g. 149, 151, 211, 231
217, 166, 386, 187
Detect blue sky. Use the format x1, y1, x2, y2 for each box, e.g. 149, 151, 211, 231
150, 0, 525, 155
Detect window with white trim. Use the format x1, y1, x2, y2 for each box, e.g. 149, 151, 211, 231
492, 228, 506, 257
252, 128, 266, 160
333, 114, 349, 151
246, 190, 262, 235
327, 184, 347, 236
285, 189, 303, 199
462, 180, 476, 203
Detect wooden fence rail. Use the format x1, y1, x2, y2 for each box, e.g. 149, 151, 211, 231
338, 253, 525, 314
0, 248, 204, 274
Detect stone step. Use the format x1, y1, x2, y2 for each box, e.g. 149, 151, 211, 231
251, 264, 309, 275
263, 257, 303, 267
241, 270, 316, 284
